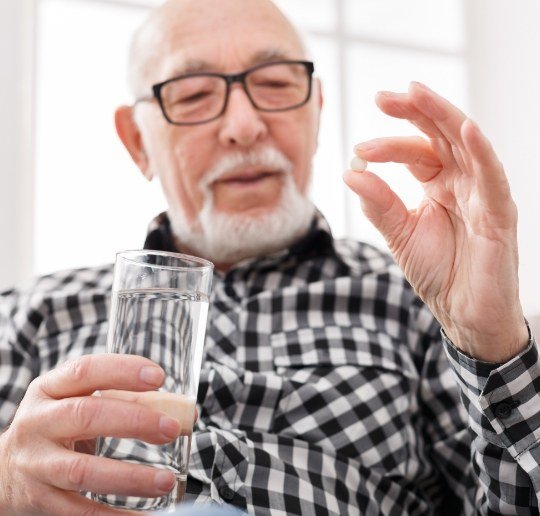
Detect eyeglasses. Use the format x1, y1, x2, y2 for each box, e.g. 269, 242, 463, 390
135, 60, 315, 126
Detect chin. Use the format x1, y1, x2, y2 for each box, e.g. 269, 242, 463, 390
218, 202, 281, 218
169, 177, 316, 265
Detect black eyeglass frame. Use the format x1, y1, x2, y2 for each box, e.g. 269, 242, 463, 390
135, 60, 315, 126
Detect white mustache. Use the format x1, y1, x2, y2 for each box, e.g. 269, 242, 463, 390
199, 148, 294, 191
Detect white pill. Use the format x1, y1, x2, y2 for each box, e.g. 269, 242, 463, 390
350, 156, 367, 172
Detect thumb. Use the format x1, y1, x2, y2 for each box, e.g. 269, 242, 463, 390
343, 169, 409, 249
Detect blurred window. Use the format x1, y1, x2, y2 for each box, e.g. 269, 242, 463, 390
34, 0, 465, 274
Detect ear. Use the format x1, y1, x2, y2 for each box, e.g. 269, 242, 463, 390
314, 77, 323, 111
311, 78, 323, 150
115, 105, 153, 181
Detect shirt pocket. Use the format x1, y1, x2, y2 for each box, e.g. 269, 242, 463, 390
270, 325, 419, 474
271, 325, 417, 374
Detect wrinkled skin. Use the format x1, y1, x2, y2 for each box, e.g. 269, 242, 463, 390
344, 82, 528, 363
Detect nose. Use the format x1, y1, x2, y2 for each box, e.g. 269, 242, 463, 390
217, 83, 267, 148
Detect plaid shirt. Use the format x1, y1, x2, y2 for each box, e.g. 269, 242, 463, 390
1, 211, 539, 515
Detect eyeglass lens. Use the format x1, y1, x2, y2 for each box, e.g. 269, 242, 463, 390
159, 62, 310, 124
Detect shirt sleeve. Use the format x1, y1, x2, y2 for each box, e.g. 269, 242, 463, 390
415, 345, 475, 512
0, 288, 37, 429
443, 326, 540, 513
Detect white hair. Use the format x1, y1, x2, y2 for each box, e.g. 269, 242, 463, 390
168, 147, 315, 264
125, 0, 313, 99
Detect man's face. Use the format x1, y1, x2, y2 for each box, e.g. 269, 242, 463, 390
130, 0, 322, 262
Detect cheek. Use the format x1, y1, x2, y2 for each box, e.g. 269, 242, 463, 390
149, 132, 210, 221
171, 147, 207, 219
272, 115, 316, 193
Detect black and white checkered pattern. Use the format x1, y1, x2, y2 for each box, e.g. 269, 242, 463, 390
1, 211, 539, 514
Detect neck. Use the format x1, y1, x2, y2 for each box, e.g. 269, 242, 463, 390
173, 238, 233, 274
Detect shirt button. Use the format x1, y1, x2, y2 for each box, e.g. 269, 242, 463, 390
219, 485, 235, 502
495, 400, 519, 419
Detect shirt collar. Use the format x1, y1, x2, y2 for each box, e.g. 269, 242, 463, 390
143, 210, 336, 272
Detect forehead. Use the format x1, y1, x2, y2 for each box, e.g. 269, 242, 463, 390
141, 1, 305, 84
159, 47, 302, 80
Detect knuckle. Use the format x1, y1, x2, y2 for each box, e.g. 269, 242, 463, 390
66, 455, 90, 490
33, 371, 57, 399
131, 404, 152, 435
69, 397, 100, 434
124, 464, 149, 492
4, 430, 27, 467
47, 454, 65, 480
24, 482, 51, 514
63, 356, 92, 383
7, 412, 35, 449
38, 357, 95, 399
26, 376, 42, 397
27, 498, 46, 515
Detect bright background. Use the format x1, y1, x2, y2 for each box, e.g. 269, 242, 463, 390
1, 0, 539, 319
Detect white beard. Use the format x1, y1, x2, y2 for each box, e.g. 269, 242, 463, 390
168, 147, 315, 265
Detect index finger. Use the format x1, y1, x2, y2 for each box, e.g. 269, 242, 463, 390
376, 84, 473, 174
375, 91, 444, 139
407, 81, 467, 148
36, 354, 165, 399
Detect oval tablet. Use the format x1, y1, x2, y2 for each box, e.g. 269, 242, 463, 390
350, 156, 367, 172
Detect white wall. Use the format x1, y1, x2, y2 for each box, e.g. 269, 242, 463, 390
465, 0, 540, 317
0, 0, 34, 290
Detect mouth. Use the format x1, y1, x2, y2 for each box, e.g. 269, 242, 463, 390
215, 169, 282, 187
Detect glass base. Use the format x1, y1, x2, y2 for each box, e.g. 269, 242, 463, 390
92, 473, 187, 512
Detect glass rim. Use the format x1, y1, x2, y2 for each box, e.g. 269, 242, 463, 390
116, 250, 214, 272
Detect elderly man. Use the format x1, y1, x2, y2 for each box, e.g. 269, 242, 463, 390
0, 0, 538, 514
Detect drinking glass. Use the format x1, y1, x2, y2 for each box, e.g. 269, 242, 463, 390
92, 250, 213, 511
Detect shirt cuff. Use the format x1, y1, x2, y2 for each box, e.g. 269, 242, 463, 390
443, 326, 540, 459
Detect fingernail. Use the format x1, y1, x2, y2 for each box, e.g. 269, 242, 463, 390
354, 142, 373, 152
376, 90, 394, 97
139, 366, 164, 386
410, 81, 429, 90
160, 415, 181, 439
154, 470, 175, 492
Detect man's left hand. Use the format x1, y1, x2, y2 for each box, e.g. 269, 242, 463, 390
344, 81, 529, 363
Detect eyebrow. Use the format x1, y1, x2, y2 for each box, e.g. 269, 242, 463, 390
168, 49, 297, 77
249, 49, 294, 64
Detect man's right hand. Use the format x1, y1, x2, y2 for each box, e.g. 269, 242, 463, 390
0, 354, 183, 515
